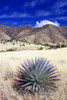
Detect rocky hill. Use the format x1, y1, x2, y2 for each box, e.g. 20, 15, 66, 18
0, 24, 67, 44
0, 30, 11, 41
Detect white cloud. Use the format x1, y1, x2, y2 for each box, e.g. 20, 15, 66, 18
23, 0, 46, 8
53, 1, 67, 9
35, 20, 60, 27
50, 1, 67, 15
56, 16, 67, 20
36, 11, 51, 17
55, 9, 66, 15
0, 12, 30, 18
24, 1, 36, 8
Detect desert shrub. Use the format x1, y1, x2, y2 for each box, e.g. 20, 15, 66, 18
48, 44, 65, 49
6, 40, 12, 42
6, 48, 14, 51
23, 44, 25, 46
55, 44, 61, 48
0, 50, 4, 52
55, 44, 65, 48
38, 47, 43, 50
48, 45, 54, 49
4, 71, 14, 80
20, 44, 22, 46
45, 43, 49, 46
61, 44, 65, 47
28, 42, 31, 45
14, 58, 60, 100
12, 42, 15, 45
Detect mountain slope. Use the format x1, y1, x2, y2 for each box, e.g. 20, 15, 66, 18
0, 30, 11, 40
0, 24, 67, 44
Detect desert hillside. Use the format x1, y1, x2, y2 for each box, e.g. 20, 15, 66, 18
0, 24, 67, 44
0, 30, 11, 40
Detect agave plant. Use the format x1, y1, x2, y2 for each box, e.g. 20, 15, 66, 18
14, 58, 60, 100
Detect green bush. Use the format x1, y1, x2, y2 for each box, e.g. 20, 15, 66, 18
55, 44, 61, 48
38, 47, 43, 50
61, 44, 65, 47
48, 44, 65, 49
23, 44, 25, 46
48, 45, 54, 49
6, 49, 14, 51
12, 42, 15, 45
0, 50, 4, 52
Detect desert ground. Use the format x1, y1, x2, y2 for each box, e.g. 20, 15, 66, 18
0, 46, 67, 100
0, 41, 46, 51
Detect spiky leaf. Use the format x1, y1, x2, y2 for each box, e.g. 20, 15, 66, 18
15, 58, 60, 94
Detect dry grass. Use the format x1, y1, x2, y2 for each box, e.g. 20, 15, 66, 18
0, 48, 67, 100
0, 41, 45, 51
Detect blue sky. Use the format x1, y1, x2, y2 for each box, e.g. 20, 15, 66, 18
0, 0, 67, 27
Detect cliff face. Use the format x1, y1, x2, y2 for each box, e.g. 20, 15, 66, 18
0, 24, 67, 44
